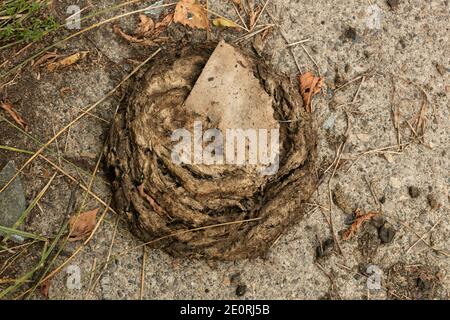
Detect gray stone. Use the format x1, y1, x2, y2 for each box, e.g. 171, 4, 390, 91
144, 0, 165, 18
0, 161, 26, 242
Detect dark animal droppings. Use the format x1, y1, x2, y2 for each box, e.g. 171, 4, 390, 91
379, 225, 396, 244
408, 186, 420, 198
236, 284, 247, 297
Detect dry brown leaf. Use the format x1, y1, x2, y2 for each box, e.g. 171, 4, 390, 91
154, 13, 174, 34
174, 0, 208, 30
135, 14, 155, 36
68, 208, 99, 241
47, 52, 87, 72
298, 71, 324, 113
114, 13, 172, 46
114, 24, 158, 46
40, 278, 51, 299
1, 102, 28, 131
342, 209, 380, 241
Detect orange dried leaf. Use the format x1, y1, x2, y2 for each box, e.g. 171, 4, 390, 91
1, 102, 28, 131
114, 24, 158, 46
153, 13, 173, 35
298, 71, 324, 113
212, 17, 239, 28
47, 52, 87, 72
68, 208, 99, 241
174, 0, 208, 30
114, 13, 172, 46
342, 210, 380, 241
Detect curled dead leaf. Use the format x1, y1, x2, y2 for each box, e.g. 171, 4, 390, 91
114, 24, 158, 46
47, 52, 88, 72
135, 14, 155, 36
298, 71, 324, 113
174, 0, 208, 30
152, 13, 174, 36
114, 13, 172, 46
342, 209, 380, 241
1, 102, 28, 131
68, 208, 98, 241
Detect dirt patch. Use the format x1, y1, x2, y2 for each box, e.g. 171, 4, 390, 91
386, 262, 445, 300
105, 41, 318, 260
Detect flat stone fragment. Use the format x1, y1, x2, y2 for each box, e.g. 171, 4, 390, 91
184, 41, 279, 132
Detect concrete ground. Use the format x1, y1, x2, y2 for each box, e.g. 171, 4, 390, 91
0, 0, 448, 299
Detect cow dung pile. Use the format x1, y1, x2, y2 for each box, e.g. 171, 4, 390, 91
105, 42, 318, 260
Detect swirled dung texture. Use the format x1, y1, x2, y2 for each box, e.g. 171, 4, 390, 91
105, 42, 318, 260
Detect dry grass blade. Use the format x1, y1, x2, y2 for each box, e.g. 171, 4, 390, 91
1, 2, 176, 80
38, 202, 110, 286
2, 172, 56, 243
1, 102, 28, 130
0, 48, 161, 194
0, 226, 47, 242
251, 0, 271, 29
140, 246, 147, 300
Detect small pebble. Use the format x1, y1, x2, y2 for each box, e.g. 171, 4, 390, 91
344, 27, 358, 42
379, 225, 396, 244
387, 0, 400, 9
371, 215, 386, 229
408, 186, 420, 198
427, 194, 440, 210
230, 273, 241, 286
316, 238, 334, 259
236, 284, 247, 297
417, 276, 432, 291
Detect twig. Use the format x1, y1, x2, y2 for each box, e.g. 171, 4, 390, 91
251, 0, 271, 29
85, 216, 120, 298
315, 262, 342, 300
352, 76, 365, 103
286, 38, 311, 47
234, 24, 273, 42
399, 221, 449, 257
265, 8, 302, 73
405, 220, 440, 255
232, 2, 248, 30
139, 246, 147, 300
